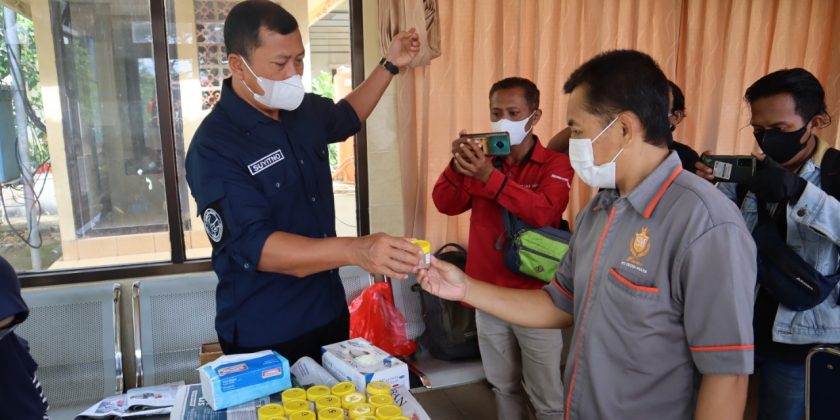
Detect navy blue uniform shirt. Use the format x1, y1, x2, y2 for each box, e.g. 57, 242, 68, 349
0, 256, 49, 419
185, 78, 361, 347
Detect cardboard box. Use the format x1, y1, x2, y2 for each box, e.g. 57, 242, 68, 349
199, 342, 223, 366
198, 350, 291, 410
321, 338, 409, 393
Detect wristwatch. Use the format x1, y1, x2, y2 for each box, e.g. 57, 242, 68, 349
379, 57, 399, 75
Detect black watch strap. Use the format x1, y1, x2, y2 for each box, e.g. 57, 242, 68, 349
379, 57, 399, 75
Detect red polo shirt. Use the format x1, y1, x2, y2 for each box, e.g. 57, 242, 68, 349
432, 137, 574, 290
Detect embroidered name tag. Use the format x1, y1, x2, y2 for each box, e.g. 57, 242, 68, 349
248, 149, 285, 175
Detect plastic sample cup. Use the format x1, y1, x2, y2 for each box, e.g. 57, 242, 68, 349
315, 395, 341, 411
368, 394, 394, 409
306, 385, 331, 402
283, 400, 310, 414
282, 388, 307, 405
342, 392, 367, 409
258, 403, 285, 419
317, 407, 344, 420
331, 381, 356, 398
366, 381, 392, 396
411, 240, 432, 268
349, 403, 375, 419
288, 411, 315, 420
375, 404, 403, 419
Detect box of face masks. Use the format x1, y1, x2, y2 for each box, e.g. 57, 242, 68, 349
321, 338, 409, 393
198, 350, 291, 410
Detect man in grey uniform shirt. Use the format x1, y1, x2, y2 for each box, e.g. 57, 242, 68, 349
417, 50, 756, 420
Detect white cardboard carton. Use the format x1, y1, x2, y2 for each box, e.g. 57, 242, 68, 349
321, 338, 409, 393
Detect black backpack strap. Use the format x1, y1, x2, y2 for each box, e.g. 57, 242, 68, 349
434, 243, 466, 256
820, 147, 840, 200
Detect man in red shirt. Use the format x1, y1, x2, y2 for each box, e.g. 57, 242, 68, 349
432, 77, 573, 420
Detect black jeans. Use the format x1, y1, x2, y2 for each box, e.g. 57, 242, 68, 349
219, 308, 350, 365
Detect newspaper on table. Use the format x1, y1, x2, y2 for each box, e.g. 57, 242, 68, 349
75, 382, 184, 419
169, 384, 280, 420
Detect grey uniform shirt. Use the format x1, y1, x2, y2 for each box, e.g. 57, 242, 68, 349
545, 152, 756, 420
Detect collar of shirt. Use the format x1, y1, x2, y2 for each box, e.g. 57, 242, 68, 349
596, 151, 683, 218
216, 78, 275, 132
494, 135, 549, 170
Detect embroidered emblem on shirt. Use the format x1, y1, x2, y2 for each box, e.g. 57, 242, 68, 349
626, 227, 651, 266
203, 208, 224, 243
248, 149, 285, 175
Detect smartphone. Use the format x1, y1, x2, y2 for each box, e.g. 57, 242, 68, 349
700, 154, 756, 184
806, 345, 840, 419
463, 132, 511, 156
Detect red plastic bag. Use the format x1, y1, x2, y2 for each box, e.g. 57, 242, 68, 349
349, 282, 416, 357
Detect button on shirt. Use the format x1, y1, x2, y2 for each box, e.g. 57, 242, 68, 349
544, 152, 757, 420
185, 78, 360, 347
432, 139, 574, 289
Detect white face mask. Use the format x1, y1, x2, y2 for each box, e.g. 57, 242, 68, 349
240, 58, 305, 111
568, 117, 624, 189
491, 111, 536, 146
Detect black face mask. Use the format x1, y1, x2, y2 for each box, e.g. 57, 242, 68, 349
755, 124, 810, 163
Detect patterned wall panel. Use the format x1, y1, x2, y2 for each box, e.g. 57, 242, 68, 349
194, 0, 239, 109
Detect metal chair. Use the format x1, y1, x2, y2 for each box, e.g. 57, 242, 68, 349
806, 344, 840, 420
132, 272, 217, 387
17, 283, 123, 417
338, 265, 374, 305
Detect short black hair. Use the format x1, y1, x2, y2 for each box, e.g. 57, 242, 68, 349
489, 77, 540, 111
668, 80, 685, 113
564, 50, 671, 146
224, 0, 299, 59
745, 68, 828, 123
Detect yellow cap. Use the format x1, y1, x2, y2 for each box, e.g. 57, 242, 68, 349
391, 417, 410, 420
368, 394, 394, 408
410, 239, 432, 254
281, 388, 307, 404
315, 395, 341, 410
355, 417, 378, 420
342, 392, 366, 409
287, 411, 315, 420
375, 404, 403, 419
258, 403, 285, 419
331, 381, 356, 397
263, 416, 287, 420
348, 403, 374, 419
306, 385, 331, 402
282, 400, 310, 414
366, 381, 392, 396
317, 407, 344, 420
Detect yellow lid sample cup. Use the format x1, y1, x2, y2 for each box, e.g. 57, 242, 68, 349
355, 417, 378, 420
306, 385, 331, 402
368, 394, 394, 409
258, 403, 285, 419
282, 388, 307, 404
375, 404, 403, 419
283, 400, 310, 414
315, 395, 341, 411
349, 403, 374, 419
410, 240, 432, 268
318, 407, 344, 420
288, 411, 315, 420
342, 391, 366, 409
331, 381, 356, 397
366, 381, 392, 396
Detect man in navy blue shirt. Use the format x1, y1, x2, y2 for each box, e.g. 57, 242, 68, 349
186, 0, 422, 363
0, 256, 50, 419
